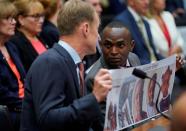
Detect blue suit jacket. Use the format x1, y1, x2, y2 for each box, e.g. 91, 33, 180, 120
0, 42, 26, 109
40, 20, 60, 48
115, 9, 163, 64
166, 0, 184, 13
20, 43, 102, 131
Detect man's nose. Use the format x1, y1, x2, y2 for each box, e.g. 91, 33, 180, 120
111, 47, 118, 55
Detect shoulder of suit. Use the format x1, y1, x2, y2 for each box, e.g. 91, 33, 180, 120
128, 52, 141, 65
128, 52, 138, 58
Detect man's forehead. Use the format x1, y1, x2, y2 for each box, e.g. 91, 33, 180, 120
104, 27, 129, 37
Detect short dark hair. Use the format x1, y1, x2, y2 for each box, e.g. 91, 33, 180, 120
101, 21, 131, 40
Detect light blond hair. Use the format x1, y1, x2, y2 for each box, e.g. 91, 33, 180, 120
13, 0, 44, 28
57, 0, 96, 35
0, 0, 17, 19
14, 0, 44, 16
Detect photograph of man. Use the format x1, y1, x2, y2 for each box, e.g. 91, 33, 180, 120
119, 99, 133, 128
118, 81, 134, 128
132, 79, 147, 123
159, 66, 173, 112
105, 101, 117, 131
146, 73, 158, 117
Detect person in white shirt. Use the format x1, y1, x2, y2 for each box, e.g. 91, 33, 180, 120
146, 0, 185, 57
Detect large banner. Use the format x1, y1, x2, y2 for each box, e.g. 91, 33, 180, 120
104, 55, 176, 131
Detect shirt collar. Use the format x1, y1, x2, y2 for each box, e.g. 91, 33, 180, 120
128, 6, 142, 23
58, 40, 81, 65
126, 59, 130, 67
120, 59, 130, 68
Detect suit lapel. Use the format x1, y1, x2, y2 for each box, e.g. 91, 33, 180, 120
6, 42, 26, 81
143, 20, 157, 56
128, 52, 140, 66
126, 10, 148, 49
53, 44, 81, 97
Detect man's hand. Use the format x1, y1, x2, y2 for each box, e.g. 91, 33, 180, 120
92, 69, 112, 103
176, 55, 185, 71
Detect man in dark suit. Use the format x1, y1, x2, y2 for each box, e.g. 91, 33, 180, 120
20, 0, 112, 131
85, 21, 141, 128
115, 0, 163, 65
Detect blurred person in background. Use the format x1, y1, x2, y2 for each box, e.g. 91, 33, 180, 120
39, 0, 63, 47
171, 91, 186, 131
115, 0, 163, 65
146, 0, 184, 57
9, 0, 49, 72
146, 0, 186, 85
84, 0, 102, 16
0, 1, 26, 131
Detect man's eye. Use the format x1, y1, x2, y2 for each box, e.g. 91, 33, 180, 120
104, 44, 112, 48
103, 41, 112, 48
117, 42, 126, 48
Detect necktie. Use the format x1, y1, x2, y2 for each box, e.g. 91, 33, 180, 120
137, 18, 157, 62
78, 62, 85, 96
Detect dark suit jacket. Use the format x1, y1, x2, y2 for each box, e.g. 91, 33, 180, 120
115, 9, 163, 64
9, 30, 49, 72
20, 43, 102, 131
85, 52, 141, 130
40, 20, 60, 48
0, 42, 26, 109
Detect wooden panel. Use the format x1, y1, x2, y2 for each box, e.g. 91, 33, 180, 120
132, 117, 170, 131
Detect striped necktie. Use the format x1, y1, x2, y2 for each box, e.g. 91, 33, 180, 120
78, 62, 85, 96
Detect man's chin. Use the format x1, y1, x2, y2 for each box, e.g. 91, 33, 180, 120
108, 64, 120, 69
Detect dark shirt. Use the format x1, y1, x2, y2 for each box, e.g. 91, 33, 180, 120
40, 20, 60, 48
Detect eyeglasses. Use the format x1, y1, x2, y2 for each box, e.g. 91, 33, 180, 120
1, 16, 16, 23
24, 13, 45, 21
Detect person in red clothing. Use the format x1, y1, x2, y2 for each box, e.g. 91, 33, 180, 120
0, 1, 26, 131
9, 0, 49, 72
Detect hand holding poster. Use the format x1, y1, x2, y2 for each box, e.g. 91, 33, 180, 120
104, 56, 176, 131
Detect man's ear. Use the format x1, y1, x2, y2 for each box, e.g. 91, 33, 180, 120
81, 22, 89, 38
130, 40, 135, 51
